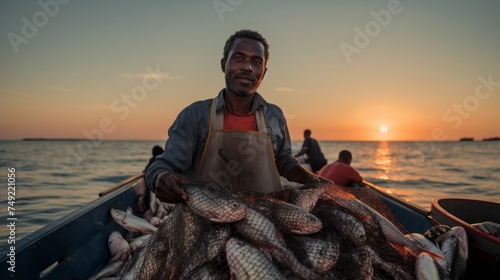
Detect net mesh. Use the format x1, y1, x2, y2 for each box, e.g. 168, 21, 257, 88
120, 183, 418, 279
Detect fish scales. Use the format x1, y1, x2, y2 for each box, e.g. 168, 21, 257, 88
435, 226, 468, 280
253, 197, 323, 235
226, 237, 286, 280
122, 204, 184, 280
180, 224, 231, 279
234, 207, 324, 280
288, 235, 340, 274
182, 182, 247, 223
183, 262, 229, 280
364, 245, 413, 280
349, 245, 374, 280
287, 184, 325, 212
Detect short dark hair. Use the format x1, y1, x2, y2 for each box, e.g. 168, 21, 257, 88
338, 150, 352, 163
304, 129, 311, 137
223, 29, 270, 62
152, 145, 164, 156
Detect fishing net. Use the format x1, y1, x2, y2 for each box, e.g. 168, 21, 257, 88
120, 182, 418, 279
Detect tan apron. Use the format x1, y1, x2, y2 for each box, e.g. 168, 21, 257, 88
194, 97, 283, 193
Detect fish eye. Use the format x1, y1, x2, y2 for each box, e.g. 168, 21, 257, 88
231, 202, 239, 208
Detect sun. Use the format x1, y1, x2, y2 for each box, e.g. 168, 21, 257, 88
379, 124, 388, 133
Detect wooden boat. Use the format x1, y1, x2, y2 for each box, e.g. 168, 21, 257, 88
431, 198, 500, 274
0, 175, 496, 279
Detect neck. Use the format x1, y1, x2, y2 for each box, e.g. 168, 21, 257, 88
224, 90, 254, 114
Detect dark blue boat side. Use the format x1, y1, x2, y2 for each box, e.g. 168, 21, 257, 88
0, 175, 145, 280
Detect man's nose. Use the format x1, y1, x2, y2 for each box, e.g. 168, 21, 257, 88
240, 59, 254, 72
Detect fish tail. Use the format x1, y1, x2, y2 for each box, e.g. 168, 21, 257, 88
390, 243, 413, 260
419, 247, 447, 261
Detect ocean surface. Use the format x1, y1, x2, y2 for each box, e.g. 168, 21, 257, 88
1, 140, 499, 247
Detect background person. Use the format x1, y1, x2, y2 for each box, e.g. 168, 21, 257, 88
294, 129, 327, 173
318, 150, 363, 187
143, 145, 164, 173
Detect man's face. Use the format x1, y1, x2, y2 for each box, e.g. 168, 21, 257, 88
221, 38, 267, 97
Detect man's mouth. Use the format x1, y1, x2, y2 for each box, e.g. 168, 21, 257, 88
235, 75, 254, 83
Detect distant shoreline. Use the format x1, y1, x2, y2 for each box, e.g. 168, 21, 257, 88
3, 137, 496, 142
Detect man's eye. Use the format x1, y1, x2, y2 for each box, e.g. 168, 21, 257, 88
233, 56, 243, 62
252, 60, 262, 66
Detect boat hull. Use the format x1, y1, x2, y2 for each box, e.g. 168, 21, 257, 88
431, 198, 500, 276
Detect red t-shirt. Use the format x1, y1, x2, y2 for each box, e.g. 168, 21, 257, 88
318, 162, 362, 187
223, 109, 257, 131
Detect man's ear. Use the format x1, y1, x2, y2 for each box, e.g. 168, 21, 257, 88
263, 67, 268, 79
220, 58, 226, 73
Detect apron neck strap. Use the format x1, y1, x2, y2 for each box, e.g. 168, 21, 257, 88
211, 97, 268, 133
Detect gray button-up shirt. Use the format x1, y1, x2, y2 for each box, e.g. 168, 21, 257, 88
145, 89, 300, 192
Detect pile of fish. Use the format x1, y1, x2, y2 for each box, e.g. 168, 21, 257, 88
88, 182, 468, 280
471, 221, 500, 238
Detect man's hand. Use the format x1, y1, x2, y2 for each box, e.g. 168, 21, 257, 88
154, 172, 191, 203
305, 172, 333, 184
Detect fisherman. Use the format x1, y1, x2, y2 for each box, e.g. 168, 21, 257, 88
294, 129, 327, 173
317, 150, 363, 187
146, 30, 330, 203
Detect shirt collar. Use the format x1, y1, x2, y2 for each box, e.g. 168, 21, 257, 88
215, 89, 268, 112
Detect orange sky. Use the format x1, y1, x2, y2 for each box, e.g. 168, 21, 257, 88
1, 1, 499, 141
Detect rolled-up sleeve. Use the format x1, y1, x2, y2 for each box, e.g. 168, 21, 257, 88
145, 100, 211, 192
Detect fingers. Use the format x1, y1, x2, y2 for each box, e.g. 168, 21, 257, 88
154, 172, 190, 203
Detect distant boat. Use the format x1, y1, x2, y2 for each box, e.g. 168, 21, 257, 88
459, 137, 474, 141
482, 137, 500, 141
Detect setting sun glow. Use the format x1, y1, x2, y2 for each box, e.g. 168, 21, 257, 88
379, 125, 389, 134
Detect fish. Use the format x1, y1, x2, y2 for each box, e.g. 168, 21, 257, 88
471, 221, 500, 238
288, 234, 340, 274
180, 224, 231, 279
88, 260, 125, 280
128, 234, 151, 253
287, 184, 325, 212
182, 262, 229, 280
363, 245, 413, 280
406, 233, 449, 273
434, 226, 468, 280
225, 237, 286, 280
253, 198, 323, 235
182, 182, 248, 223
148, 216, 163, 227
234, 207, 323, 280
121, 204, 190, 280
110, 208, 157, 234
108, 231, 131, 261
348, 245, 374, 280
329, 209, 367, 246
415, 252, 440, 280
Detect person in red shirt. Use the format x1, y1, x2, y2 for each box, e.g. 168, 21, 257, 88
318, 150, 363, 187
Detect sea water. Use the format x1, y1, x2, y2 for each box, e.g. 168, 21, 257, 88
0, 140, 499, 246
